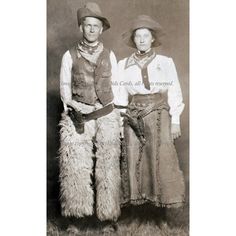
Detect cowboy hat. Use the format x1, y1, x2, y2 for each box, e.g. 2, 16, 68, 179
122, 15, 164, 48
77, 2, 110, 31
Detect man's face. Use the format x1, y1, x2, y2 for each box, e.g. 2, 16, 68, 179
133, 28, 154, 52
80, 17, 103, 43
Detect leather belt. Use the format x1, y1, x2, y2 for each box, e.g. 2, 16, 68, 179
83, 103, 114, 121
68, 103, 115, 134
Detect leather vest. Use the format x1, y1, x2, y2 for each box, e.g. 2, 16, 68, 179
69, 46, 114, 106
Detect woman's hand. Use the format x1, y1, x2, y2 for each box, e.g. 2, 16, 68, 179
171, 124, 181, 141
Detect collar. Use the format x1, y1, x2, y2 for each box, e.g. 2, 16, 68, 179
125, 48, 156, 69
135, 48, 152, 58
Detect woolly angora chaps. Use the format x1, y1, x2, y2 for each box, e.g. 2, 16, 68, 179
58, 102, 121, 221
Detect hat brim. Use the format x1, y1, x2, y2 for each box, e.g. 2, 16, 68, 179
122, 18, 164, 48
77, 8, 110, 31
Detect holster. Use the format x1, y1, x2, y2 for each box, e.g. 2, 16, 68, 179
121, 112, 146, 146
120, 97, 169, 146
68, 105, 85, 134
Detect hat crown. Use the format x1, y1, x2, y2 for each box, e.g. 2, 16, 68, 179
77, 2, 110, 31
136, 15, 153, 21
131, 15, 160, 29
84, 2, 102, 15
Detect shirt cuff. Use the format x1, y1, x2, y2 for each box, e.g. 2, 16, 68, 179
171, 115, 180, 125
63, 103, 68, 112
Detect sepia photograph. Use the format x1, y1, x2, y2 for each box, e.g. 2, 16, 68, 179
47, 0, 189, 235
3, 1, 236, 236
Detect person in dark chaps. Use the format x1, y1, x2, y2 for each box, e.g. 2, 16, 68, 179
117, 15, 185, 219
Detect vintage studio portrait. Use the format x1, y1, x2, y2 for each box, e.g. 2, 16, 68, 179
47, 0, 189, 235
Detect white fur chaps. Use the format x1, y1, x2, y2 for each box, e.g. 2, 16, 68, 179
58, 102, 121, 221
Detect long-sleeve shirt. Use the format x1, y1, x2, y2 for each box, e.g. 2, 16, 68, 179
117, 54, 184, 124
60, 49, 118, 111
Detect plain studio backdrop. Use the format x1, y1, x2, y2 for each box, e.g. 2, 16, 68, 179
2, 0, 236, 235
47, 0, 189, 220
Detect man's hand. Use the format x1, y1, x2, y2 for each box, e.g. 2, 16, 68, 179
171, 124, 181, 141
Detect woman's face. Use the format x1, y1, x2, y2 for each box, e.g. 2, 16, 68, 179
133, 28, 154, 52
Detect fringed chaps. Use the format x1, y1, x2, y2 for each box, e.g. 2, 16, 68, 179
58, 102, 121, 221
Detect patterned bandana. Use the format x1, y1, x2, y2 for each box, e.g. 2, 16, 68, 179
77, 40, 104, 64
125, 48, 156, 69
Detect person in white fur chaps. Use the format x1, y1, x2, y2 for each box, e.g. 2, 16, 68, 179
58, 2, 122, 232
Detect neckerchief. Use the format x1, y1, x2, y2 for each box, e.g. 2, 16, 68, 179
77, 39, 104, 64
125, 48, 156, 69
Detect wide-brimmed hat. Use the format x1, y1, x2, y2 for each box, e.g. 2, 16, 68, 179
77, 2, 110, 31
122, 15, 164, 48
